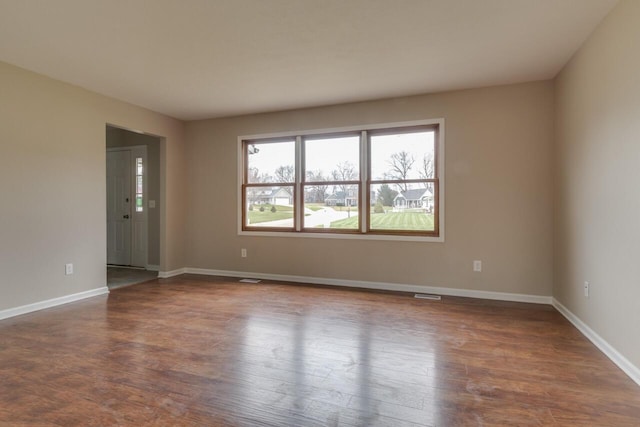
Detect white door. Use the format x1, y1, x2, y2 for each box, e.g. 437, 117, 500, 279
107, 150, 131, 265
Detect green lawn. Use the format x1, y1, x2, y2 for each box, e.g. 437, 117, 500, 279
247, 204, 293, 224
330, 211, 434, 231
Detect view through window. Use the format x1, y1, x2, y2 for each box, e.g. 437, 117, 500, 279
241, 121, 442, 238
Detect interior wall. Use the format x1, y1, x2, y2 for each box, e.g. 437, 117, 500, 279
0, 61, 186, 311
554, 0, 640, 368
106, 127, 161, 267
185, 81, 554, 297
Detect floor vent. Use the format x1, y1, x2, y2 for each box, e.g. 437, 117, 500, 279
414, 293, 442, 300
239, 278, 261, 283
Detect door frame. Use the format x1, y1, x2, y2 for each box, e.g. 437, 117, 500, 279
106, 145, 148, 268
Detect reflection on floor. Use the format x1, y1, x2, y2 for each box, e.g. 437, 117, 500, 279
3, 276, 639, 425
107, 266, 158, 290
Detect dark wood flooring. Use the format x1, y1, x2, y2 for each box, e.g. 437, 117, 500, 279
1, 274, 639, 426
107, 266, 158, 290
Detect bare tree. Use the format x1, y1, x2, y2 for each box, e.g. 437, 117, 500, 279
331, 161, 357, 195
306, 170, 329, 203
332, 161, 357, 181
274, 165, 295, 183
419, 153, 434, 194
385, 151, 415, 192
246, 167, 273, 207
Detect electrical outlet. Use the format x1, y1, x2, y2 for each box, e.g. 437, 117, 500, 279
65, 263, 73, 275
473, 260, 482, 272
584, 281, 589, 298
241, 248, 247, 258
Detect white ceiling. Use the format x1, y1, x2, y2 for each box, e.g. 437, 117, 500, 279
0, 0, 617, 120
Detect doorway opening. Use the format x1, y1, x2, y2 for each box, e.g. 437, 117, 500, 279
106, 125, 161, 289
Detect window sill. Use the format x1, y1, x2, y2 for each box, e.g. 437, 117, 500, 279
238, 230, 444, 243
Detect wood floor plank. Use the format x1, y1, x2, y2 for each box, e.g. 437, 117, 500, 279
1, 275, 639, 426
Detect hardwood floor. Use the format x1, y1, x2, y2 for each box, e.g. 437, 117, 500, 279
107, 266, 158, 290
1, 275, 639, 426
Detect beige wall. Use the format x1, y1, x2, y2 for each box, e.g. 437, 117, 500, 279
1, 0, 636, 377
106, 127, 161, 266
0, 61, 186, 311
185, 81, 554, 296
554, 0, 640, 368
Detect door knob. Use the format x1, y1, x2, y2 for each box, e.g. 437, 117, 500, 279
123, 214, 130, 219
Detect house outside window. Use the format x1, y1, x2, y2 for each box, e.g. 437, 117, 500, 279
239, 119, 444, 241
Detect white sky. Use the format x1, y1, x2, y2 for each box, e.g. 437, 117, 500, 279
248, 131, 434, 181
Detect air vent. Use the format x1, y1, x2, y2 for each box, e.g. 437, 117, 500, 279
239, 278, 261, 283
414, 293, 441, 300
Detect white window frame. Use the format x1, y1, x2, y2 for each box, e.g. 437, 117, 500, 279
237, 118, 445, 242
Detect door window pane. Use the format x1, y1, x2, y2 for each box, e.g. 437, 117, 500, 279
135, 157, 144, 212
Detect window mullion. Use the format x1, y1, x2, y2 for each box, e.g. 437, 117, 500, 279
360, 130, 367, 233
295, 136, 303, 231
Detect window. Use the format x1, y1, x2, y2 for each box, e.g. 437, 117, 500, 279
368, 127, 437, 234
243, 138, 296, 229
240, 119, 443, 241
304, 134, 360, 232
135, 157, 144, 212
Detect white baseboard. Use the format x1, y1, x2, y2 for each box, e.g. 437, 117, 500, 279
0, 286, 110, 321
158, 268, 186, 279
145, 264, 160, 272
553, 298, 640, 387
184, 267, 552, 304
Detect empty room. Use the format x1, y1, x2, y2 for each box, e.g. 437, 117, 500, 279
1, 0, 640, 425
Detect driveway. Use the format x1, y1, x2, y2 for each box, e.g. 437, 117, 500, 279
250, 206, 355, 228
